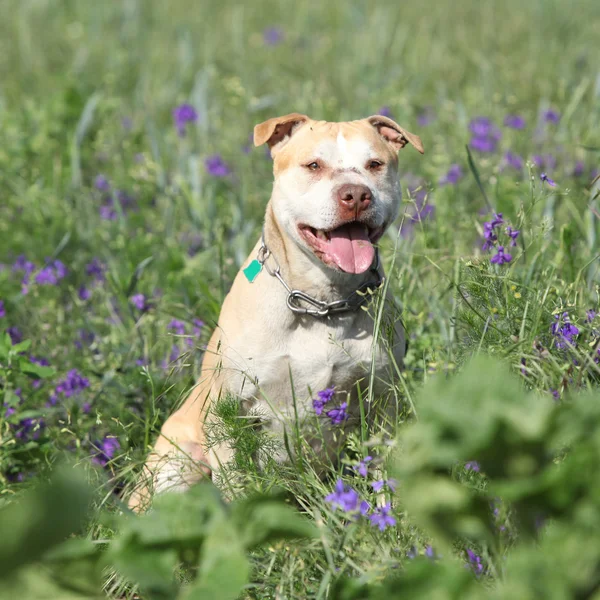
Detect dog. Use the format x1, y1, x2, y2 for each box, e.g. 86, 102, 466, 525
128, 113, 424, 510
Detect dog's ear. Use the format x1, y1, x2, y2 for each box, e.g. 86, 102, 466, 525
254, 113, 310, 151
366, 115, 424, 154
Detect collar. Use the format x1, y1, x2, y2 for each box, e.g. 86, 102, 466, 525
243, 232, 385, 318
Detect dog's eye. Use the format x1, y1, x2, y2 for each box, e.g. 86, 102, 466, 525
367, 160, 384, 170
306, 161, 320, 171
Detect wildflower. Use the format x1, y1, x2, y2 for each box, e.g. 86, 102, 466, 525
168, 319, 186, 335
425, 546, 436, 559
34, 260, 67, 286
369, 504, 396, 531
469, 117, 501, 153
92, 437, 120, 466
543, 109, 560, 124
540, 172, 556, 187
7, 327, 22, 344
490, 246, 512, 265
353, 455, 373, 477
326, 402, 348, 425
550, 389, 560, 401
551, 313, 579, 349
130, 293, 149, 312
94, 174, 110, 192
263, 26, 284, 46
50, 369, 90, 405
481, 213, 504, 250
377, 106, 393, 118
586, 309, 597, 323
78, 286, 90, 301
371, 478, 398, 492
85, 258, 106, 281
205, 154, 231, 177
465, 461, 480, 472
192, 319, 204, 336
325, 479, 360, 513
506, 226, 520, 246
313, 387, 335, 415
173, 103, 198, 137
532, 154, 557, 170
466, 549, 484, 576
0, 300, 4, 318
504, 114, 526, 129
15, 417, 45, 441
359, 500, 371, 516
439, 164, 463, 186
121, 116, 133, 131
573, 161, 585, 177
504, 151, 524, 170
416, 107, 436, 127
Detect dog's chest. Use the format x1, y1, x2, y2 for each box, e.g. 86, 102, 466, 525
226, 316, 383, 415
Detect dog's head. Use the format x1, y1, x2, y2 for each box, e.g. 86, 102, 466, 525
254, 114, 424, 275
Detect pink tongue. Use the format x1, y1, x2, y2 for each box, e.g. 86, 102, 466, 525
327, 223, 375, 274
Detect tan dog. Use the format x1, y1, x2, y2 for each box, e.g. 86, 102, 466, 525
129, 114, 424, 510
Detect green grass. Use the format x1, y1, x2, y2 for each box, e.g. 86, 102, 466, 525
1, 0, 600, 598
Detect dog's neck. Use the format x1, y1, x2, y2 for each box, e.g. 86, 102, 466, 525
262, 202, 382, 303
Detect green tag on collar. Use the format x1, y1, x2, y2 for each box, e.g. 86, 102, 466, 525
243, 259, 262, 283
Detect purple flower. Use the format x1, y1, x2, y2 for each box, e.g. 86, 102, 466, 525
92, 437, 120, 466
34, 260, 67, 286
326, 402, 348, 425
192, 319, 204, 336
354, 456, 373, 477
94, 174, 110, 192
0, 300, 4, 318
12, 256, 36, 276
205, 154, 231, 177
506, 226, 520, 246
465, 461, 480, 472
7, 327, 22, 345
439, 164, 463, 186
481, 213, 504, 251
15, 417, 45, 441
573, 161, 585, 177
469, 117, 502, 153
466, 549, 484, 576
425, 546, 436, 559
543, 109, 560, 124
532, 154, 557, 170
50, 369, 90, 405
325, 479, 360, 513
504, 151, 524, 170
130, 293, 149, 312
371, 478, 398, 492
369, 504, 396, 531
540, 172, 556, 187
359, 500, 371, 516
168, 319, 186, 335
173, 103, 198, 137
551, 312, 579, 349
313, 387, 335, 415
121, 116, 133, 131
586, 309, 597, 323
416, 107, 436, 127
504, 114, 526, 129
490, 246, 512, 265
85, 258, 106, 281
377, 106, 393, 118
550, 388, 560, 401
263, 26, 284, 46
78, 286, 90, 301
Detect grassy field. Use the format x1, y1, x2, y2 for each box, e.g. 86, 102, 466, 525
1, 0, 600, 598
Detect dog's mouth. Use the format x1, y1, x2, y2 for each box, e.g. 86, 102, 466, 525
298, 222, 384, 274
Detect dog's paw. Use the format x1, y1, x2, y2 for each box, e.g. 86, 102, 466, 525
127, 442, 211, 512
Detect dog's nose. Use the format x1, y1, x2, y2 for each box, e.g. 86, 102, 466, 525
336, 183, 372, 217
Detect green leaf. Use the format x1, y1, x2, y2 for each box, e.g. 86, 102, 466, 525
233, 493, 317, 550
182, 516, 249, 600
10, 339, 32, 354
18, 358, 56, 380
0, 466, 93, 579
